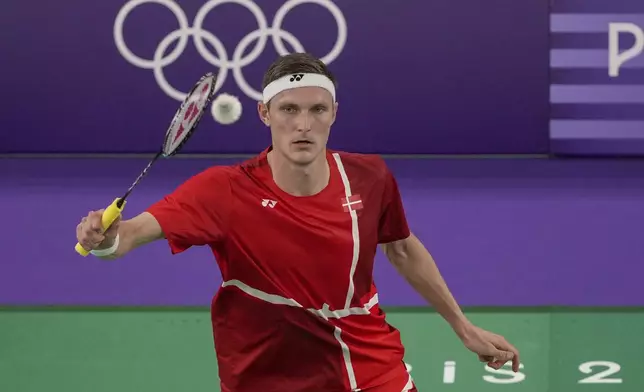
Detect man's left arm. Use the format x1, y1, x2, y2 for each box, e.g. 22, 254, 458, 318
380, 233, 521, 372
375, 160, 520, 372
380, 234, 469, 335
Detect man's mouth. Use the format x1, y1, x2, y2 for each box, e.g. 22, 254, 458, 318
293, 140, 313, 145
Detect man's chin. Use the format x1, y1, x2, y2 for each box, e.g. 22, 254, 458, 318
287, 149, 319, 165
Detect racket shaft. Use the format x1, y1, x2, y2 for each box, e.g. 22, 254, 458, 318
121, 153, 161, 201
75, 198, 127, 256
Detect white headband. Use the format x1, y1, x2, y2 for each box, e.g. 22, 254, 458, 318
262, 73, 336, 103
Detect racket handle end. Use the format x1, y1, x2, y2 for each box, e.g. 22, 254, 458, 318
75, 198, 127, 257
75, 243, 91, 257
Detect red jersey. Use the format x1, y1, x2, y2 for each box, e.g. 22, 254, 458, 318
147, 147, 416, 392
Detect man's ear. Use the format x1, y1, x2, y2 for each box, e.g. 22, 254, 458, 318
257, 101, 270, 126
331, 101, 339, 125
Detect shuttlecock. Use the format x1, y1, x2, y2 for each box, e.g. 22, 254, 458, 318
212, 93, 242, 125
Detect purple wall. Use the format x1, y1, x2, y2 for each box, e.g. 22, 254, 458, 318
2, 0, 644, 308
3, 0, 644, 155
2, 157, 643, 307
1, 0, 549, 154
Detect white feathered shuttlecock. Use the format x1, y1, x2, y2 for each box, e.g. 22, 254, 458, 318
211, 93, 242, 125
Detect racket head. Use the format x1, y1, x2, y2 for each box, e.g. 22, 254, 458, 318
162, 73, 217, 157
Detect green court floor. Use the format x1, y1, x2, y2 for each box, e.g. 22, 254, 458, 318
1, 308, 643, 391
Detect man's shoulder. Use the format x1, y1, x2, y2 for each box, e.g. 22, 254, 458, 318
330, 150, 389, 179
189, 163, 237, 181
191, 153, 266, 181
179, 153, 272, 199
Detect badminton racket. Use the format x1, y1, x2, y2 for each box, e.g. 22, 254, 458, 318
75, 72, 217, 256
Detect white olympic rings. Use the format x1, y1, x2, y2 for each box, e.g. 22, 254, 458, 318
114, 0, 347, 120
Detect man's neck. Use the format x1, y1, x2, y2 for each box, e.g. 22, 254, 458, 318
267, 149, 330, 197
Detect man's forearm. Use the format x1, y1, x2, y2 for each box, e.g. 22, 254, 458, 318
382, 234, 472, 336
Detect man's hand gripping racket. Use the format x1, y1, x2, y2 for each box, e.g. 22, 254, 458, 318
75, 73, 217, 256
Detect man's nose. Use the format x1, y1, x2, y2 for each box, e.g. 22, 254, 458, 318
295, 112, 312, 132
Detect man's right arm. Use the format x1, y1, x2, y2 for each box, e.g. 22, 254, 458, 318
78, 166, 232, 260
95, 212, 164, 260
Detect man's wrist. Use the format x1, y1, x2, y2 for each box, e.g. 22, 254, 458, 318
449, 315, 474, 340
90, 234, 120, 257
95, 236, 116, 250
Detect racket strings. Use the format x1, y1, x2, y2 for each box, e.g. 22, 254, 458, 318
117, 74, 215, 207
164, 77, 214, 156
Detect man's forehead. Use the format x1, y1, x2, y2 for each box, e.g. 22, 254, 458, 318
272, 86, 334, 106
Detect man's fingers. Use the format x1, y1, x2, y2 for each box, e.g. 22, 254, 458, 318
512, 355, 520, 372
489, 359, 509, 370
104, 215, 121, 235
478, 349, 513, 370
77, 212, 106, 249
494, 337, 521, 372
485, 350, 520, 372
478, 354, 494, 363
87, 209, 122, 235
86, 210, 104, 231
79, 233, 105, 250
491, 349, 513, 367
509, 347, 521, 372
496, 349, 514, 361
470, 329, 521, 372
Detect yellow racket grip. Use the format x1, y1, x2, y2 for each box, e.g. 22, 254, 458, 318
75, 198, 127, 257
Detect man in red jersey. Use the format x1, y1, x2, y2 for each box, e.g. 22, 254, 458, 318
76, 53, 520, 392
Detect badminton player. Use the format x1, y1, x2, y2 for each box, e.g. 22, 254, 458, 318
76, 53, 520, 392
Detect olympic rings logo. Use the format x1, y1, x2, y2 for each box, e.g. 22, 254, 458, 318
114, 0, 347, 119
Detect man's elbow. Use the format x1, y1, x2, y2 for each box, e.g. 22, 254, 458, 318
382, 233, 416, 268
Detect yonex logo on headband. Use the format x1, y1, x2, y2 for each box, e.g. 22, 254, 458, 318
262, 73, 336, 103
114, 0, 347, 121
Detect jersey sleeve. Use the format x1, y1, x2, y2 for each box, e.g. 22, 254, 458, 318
378, 163, 411, 244
146, 167, 232, 254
